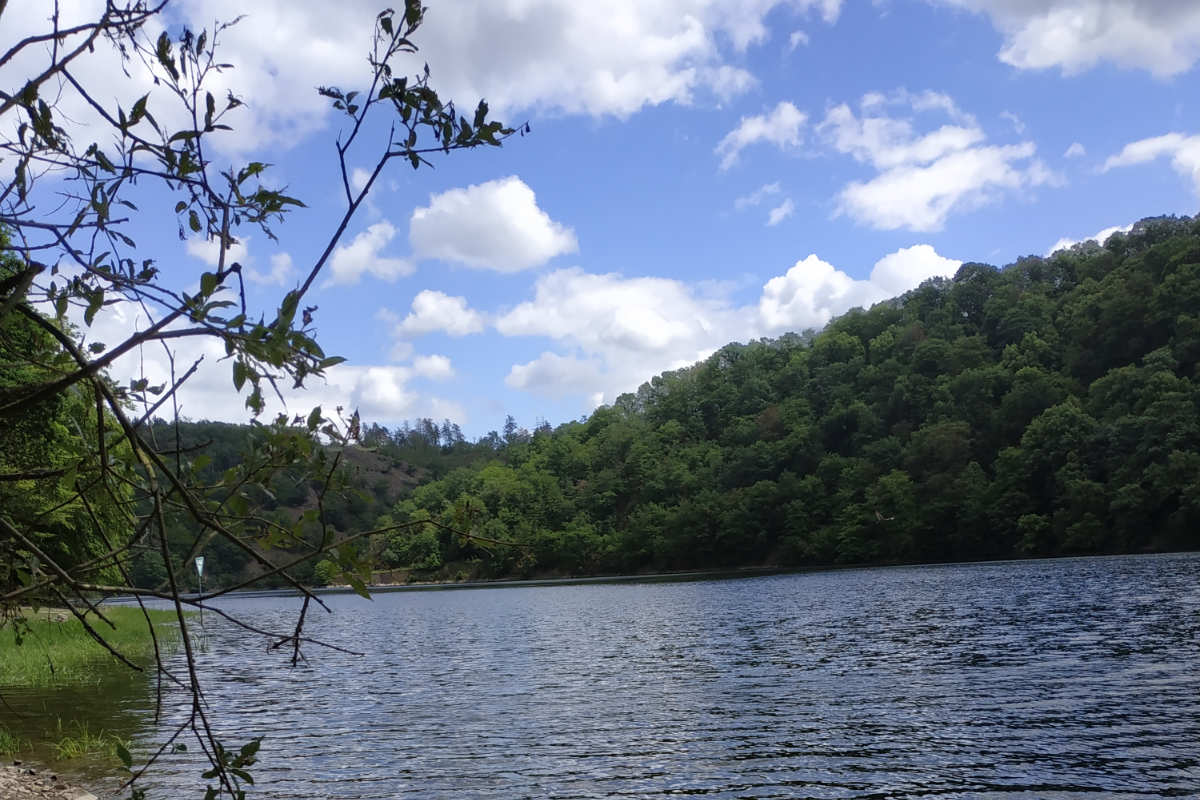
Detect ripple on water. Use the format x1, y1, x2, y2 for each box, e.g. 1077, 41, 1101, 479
110, 553, 1200, 798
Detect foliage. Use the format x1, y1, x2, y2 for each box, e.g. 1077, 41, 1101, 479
0, 1, 515, 794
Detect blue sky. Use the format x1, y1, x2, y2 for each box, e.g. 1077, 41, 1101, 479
8, 0, 1200, 438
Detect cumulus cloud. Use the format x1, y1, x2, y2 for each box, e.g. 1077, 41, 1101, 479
819, 98, 985, 170
1102, 132, 1200, 194
1064, 142, 1086, 158
350, 167, 372, 193
943, 0, 1200, 77
868, 244, 963, 295
757, 254, 884, 332
838, 143, 1055, 231
766, 198, 796, 226
822, 91, 1055, 231
498, 243, 959, 403
409, 176, 577, 272
393, 290, 487, 337
1045, 223, 1134, 256
2, 0, 849, 161
246, 252, 296, 286
324, 222, 413, 287
506, 352, 607, 398
716, 101, 807, 170
186, 236, 249, 268
789, 30, 810, 49
407, 0, 842, 117
411, 354, 455, 380
59, 293, 459, 425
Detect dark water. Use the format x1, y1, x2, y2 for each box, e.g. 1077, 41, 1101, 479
17, 554, 1200, 798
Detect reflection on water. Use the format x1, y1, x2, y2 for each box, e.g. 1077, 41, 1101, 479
14, 553, 1200, 798
0, 671, 152, 783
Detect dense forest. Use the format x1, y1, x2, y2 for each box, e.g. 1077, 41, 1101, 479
134, 215, 1200, 586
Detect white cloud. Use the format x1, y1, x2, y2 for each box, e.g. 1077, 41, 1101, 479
246, 252, 296, 287
506, 352, 606, 397
1000, 110, 1026, 134
944, 0, 1200, 77
869, 244, 963, 295
1046, 223, 1134, 256
1064, 142, 1086, 158
735, 182, 782, 209
186, 236, 249, 268
789, 30, 810, 49
394, 290, 486, 337
411, 354, 455, 380
757, 255, 881, 332
716, 101, 807, 170
1102, 132, 1200, 194
838, 143, 1054, 231
400, 0, 843, 117
324, 222, 413, 287
703, 65, 759, 102
766, 198, 796, 226
68, 292, 468, 425
497, 243, 958, 402
820, 92, 1056, 231
409, 176, 577, 272
1, 0, 844, 166
350, 168, 372, 193
818, 93, 984, 169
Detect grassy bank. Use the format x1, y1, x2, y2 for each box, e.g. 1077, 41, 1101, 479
0, 605, 182, 687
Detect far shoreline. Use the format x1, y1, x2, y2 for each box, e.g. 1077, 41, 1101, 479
109, 549, 1196, 604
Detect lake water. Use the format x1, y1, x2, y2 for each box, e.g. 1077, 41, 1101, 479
10, 553, 1200, 798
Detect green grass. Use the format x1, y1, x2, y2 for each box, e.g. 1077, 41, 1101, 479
0, 725, 29, 756
50, 719, 129, 761
0, 606, 183, 687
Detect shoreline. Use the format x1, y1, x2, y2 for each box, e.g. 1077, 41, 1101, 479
1, 763, 96, 800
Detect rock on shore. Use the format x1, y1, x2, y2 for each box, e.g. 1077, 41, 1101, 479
0, 764, 97, 800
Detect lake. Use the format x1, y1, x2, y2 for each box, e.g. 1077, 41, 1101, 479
10, 553, 1200, 798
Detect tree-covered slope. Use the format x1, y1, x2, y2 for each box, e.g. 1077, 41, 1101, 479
381, 215, 1200, 579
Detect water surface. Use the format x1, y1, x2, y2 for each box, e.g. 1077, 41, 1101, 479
21, 554, 1200, 798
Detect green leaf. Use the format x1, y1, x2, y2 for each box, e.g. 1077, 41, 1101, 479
188, 210, 202, 233
307, 406, 322, 431
84, 291, 103, 326
116, 743, 132, 769
200, 271, 218, 296
346, 574, 371, 599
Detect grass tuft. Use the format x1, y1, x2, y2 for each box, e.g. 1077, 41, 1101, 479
51, 719, 129, 761
0, 725, 28, 756
0, 606, 182, 687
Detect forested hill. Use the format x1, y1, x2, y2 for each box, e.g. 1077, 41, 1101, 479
158, 214, 1200, 587
375, 214, 1200, 580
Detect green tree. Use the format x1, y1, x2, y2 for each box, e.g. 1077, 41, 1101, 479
0, 2, 515, 794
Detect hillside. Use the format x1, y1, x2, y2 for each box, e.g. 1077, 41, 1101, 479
378, 215, 1200, 580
